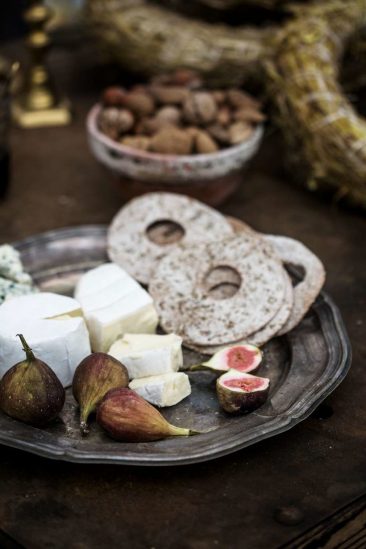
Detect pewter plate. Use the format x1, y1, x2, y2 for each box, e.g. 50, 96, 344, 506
0, 226, 351, 466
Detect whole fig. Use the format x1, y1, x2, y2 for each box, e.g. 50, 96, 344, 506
72, 353, 129, 435
97, 388, 198, 442
0, 334, 65, 426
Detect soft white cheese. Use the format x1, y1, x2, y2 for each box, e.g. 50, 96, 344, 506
74, 263, 158, 352
129, 372, 191, 407
0, 293, 91, 387
109, 333, 183, 379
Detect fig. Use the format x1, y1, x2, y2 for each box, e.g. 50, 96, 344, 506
97, 388, 199, 442
217, 370, 270, 414
190, 344, 262, 374
0, 334, 65, 426
72, 353, 129, 435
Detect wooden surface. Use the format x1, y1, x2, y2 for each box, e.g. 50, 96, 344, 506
0, 41, 365, 548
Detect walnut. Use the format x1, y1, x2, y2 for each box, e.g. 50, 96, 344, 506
183, 92, 218, 125
98, 108, 135, 139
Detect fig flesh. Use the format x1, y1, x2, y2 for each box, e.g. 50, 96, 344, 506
0, 334, 65, 426
190, 344, 262, 374
97, 387, 199, 442
72, 352, 129, 435
216, 369, 269, 414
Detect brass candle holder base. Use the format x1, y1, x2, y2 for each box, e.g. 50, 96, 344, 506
12, 97, 71, 128
13, 0, 72, 129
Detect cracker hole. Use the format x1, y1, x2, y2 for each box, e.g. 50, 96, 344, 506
203, 266, 242, 300
284, 263, 305, 287
146, 220, 185, 245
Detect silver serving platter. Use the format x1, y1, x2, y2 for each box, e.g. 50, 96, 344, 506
0, 226, 351, 466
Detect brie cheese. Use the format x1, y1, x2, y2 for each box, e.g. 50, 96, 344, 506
0, 293, 91, 387
74, 263, 158, 352
129, 372, 191, 407
109, 333, 183, 379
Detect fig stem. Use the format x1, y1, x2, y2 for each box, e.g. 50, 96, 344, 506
169, 425, 201, 437
187, 363, 206, 371
17, 334, 35, 362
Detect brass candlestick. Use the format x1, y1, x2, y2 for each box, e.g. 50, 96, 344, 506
12, 0, 71, 128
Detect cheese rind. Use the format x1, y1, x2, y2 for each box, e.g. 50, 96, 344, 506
74, 263, 158, 352
129, 372, 191, 407
0, 293, 91, 387
109, 333, 183, 379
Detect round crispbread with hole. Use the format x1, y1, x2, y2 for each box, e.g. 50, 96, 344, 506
264, 235, 325, 335
184, 269, 294, 354
107, 192, 234, 285
149, 233, 287, 346
228, 217, 326, 336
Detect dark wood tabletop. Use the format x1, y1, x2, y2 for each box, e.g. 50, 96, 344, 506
0, 41, 365, 549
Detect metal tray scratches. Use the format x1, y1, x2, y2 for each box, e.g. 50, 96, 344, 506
0, 226, 351, 466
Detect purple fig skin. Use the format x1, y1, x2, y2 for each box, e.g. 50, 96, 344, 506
72, 353, 129, 435
216, 374, 269, 414
97, 388, 197, 442
0, 335, 65, 426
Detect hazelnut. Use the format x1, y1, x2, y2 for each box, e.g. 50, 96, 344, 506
101, 86, 126, 107
183, 92, 217, 125
123, 91, 155, 117
234, 108, 266, 124
172, 69, 202, 88
195, 130, 219, 154
98, 108, 134, 139
155, 106, 181, 126
150, 127, 193, 155
227, 89, 261, 110
120, 135, 151, 151
150, 85, 189, 105
229, 121, 254, 145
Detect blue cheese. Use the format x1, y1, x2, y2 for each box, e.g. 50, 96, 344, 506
0, 245, 32, 284
0, 278, 37, 304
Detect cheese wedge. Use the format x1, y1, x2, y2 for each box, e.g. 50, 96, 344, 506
109, 333, 183, 379
129, 372, 191, 407
74, 263, 159, 352
0, 293, 91, 387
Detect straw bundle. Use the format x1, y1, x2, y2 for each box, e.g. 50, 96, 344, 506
85, 0, 274, 86
266, 1, 366, 208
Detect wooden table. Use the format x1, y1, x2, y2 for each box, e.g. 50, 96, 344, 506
0, 41, 365, 549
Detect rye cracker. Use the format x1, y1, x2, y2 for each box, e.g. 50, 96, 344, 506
108, 192, 234, 285
149, 234, 286, 346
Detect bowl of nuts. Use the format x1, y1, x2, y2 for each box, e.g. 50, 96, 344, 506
87, 72, 265, 205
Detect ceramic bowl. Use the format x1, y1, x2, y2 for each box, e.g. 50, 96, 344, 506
87, 104, 264, 205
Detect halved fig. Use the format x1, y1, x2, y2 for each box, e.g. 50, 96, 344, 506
190, 344, 262, 373
216, 370, 270, 414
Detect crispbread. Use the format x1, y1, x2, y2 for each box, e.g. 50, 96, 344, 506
182, 268, 293, 353
228, 217, 326, 337
149, 234, 286, 346
107, 192, 234, 285
264, 235, 325, 334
